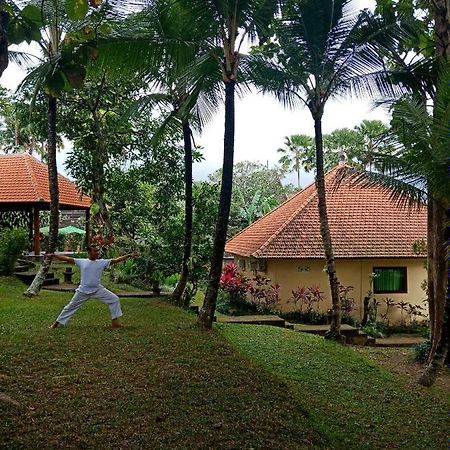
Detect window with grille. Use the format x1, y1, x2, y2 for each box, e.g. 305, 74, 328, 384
373, 267, 407, 293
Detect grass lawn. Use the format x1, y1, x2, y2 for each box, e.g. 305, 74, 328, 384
1, 276, 449, 449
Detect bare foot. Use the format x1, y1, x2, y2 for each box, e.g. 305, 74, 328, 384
49, 321, 60, 329
111, 319, 122, 328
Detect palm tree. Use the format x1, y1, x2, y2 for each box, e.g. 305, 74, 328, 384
102, 0, 223, 307
248, 0, 401, 340
17, 1, 102, 296
354, 120, 390, 171
178, 0, 278, 329
277, 134, 314, 188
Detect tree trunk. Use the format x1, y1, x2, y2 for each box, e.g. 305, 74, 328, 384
427, 199, 447, 362
91, 110, 113, 240
313, 117, 343, 342
426, 199, 435, 345
0, 3, 9, 78
171, 119, 193, 307
25, 96, 59, 297
418, 266, 449, 386
198, 80, 235, 330
420, 1, 450, 381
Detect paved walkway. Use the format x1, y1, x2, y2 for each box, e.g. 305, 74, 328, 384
217, 315, 286, 327
375, 334, 426, 347
43, 284, 167, 298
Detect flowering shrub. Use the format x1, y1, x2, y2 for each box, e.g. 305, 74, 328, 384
217, 266, 281, 314
219, 263, 250, 305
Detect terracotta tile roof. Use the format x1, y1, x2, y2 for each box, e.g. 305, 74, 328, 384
0, 154, 90, 209
225, 166, 427, 259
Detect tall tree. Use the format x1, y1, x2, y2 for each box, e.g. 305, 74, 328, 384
17, 0, 105, 296
370, 0, 449, 386
277, 134, 314, 188
249, 0, 401, 340
178, 0, 278, 329
100, 0, 222, 306
209, 160, 294, 232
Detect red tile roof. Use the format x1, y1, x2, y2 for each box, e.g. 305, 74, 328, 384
0, 154, 90, 209
225, 166, 427, 259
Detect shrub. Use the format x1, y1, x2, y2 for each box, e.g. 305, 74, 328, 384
281, 310, 329, 325
414, 340, 431, 364
220, 262, 250, 306
0, 228, 28, 275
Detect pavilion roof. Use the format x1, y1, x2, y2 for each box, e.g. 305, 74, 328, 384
0, 153, 90, 210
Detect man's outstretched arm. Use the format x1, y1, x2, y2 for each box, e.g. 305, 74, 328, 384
110, 253, 138, 266
46, 253, 75, 264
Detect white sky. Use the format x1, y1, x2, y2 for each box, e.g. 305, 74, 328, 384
0, 0, 387, 188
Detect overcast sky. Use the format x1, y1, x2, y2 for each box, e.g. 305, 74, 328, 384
0, 0, 387, 188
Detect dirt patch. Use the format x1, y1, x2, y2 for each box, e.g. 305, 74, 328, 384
353, 346, 450, 394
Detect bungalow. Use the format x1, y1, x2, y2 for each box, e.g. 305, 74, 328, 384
225, 165, 428, 323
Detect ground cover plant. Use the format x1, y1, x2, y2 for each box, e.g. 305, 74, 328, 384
1, 276, 449, 449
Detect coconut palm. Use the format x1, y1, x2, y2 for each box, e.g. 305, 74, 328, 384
336, 65, 449, 385
176, 0, 279, 329
277, 134, 314, 188
248, 0, 402, 340
15, 0, 104, 295
101, 0, 223, 307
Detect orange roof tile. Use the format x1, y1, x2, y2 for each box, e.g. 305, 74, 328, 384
225, 166, 427, 259
0, 153, 90, 209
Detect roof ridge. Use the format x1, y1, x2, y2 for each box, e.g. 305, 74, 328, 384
24, 154, 42, 201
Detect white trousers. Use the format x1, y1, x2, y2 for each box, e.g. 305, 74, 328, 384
56, 287, 122, 325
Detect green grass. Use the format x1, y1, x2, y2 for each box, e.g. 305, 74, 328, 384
218, 324, 449, 450
1, 276, 448, 450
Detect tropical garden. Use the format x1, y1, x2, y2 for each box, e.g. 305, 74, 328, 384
0, 0, 448, 448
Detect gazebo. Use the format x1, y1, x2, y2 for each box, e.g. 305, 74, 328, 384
0, 153, 91, 255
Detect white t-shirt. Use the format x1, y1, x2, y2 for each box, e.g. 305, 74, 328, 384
75, 258, 111, 294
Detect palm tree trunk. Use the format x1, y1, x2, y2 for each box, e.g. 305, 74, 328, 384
422, 0, 450, 380
171, 119, 193, 307
91, 110, 113, 238
198, 80, 235, 329
313, 117, 343, 342
419, 262, 449, 386
427, 198, 447, 362
426, 199, 435, 346
25, 96, 59, 296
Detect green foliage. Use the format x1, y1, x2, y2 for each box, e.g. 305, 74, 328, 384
414, 340, 431, 364
209, 161, 295, 233
0, 228, 28, 275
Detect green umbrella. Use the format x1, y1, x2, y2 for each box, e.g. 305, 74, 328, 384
39, 225, 85, 235
58, 226, 86, 235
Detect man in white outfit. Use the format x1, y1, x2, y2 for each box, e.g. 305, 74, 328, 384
48, 246, 138, 329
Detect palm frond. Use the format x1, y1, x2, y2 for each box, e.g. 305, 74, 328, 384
334, 166, 427, 210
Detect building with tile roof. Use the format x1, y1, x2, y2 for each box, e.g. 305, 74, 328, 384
225, 165, 427, 322
0, 153, 91, 254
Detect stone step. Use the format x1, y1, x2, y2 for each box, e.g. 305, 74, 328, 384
13, 265, 29, 273
14, 271, 57, 284
42, 278, 60, 286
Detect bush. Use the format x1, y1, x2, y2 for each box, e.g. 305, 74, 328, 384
414, 340, 431, 364
163, 273, 180, 287
0, 228, 28, 275
280, 310, 328, 325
